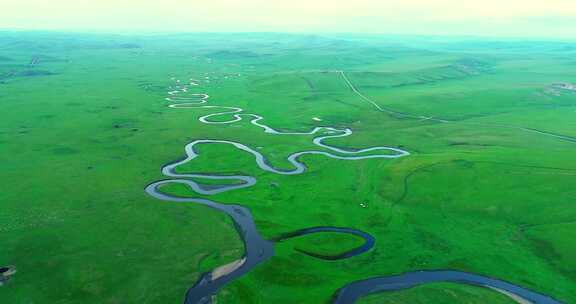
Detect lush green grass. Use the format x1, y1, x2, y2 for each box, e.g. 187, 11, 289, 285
1, 32, 575, 303
356, 283, 516, 304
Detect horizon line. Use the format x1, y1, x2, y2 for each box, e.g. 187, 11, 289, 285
1, 28, 576, 42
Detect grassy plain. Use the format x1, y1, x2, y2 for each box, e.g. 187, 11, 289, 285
1, 32, 575, 303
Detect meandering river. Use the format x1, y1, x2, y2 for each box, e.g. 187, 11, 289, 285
145, 78, 562, 304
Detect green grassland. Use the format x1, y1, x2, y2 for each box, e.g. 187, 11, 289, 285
356, 282, 516, 304
1, 32, 575, 303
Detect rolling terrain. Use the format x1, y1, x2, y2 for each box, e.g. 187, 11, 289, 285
0, 32, 574, 303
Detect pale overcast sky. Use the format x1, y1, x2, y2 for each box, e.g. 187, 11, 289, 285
1, 0, 576, 38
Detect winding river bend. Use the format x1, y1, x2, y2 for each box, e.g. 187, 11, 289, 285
145, 78, 562, 303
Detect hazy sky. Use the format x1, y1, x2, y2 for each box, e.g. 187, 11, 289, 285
2, 0, 576, 38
